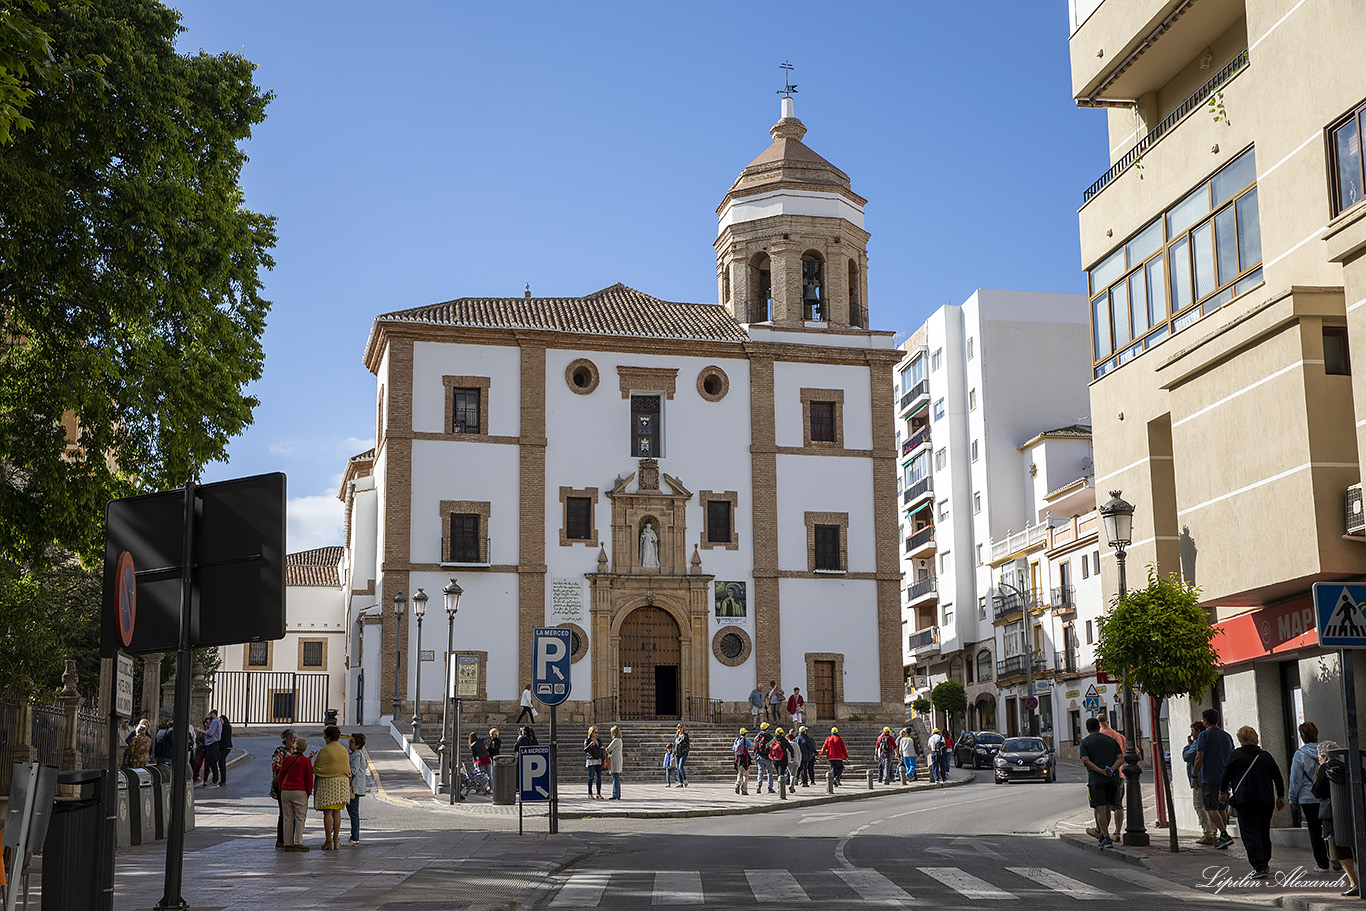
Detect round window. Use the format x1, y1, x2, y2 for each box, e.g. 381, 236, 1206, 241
703, 375, 721, 395
573, 368, 591, 388
570, 630, 583, 656
565, 359, 600, 395
719, 632, 745, 659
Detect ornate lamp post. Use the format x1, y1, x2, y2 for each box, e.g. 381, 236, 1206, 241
1100, 490, 1148, 847
439, 579, 463, 800
391, 591, 406, 722
411, 588, 428, 742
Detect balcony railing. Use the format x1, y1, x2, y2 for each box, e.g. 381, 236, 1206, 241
997, 650, 1047, 679
989, 523, 1051, 563
747, 298, 772, 323
905, 526, 935, 554
906, 575, 937, 601
907, 626, 939, 654
899, 379, 929, 412
1348, 483, 1364, 537
1055, 649, 1080, 675
441, 537, 491, 565
1051, 585, 1077, 613
904, 426, 930, 456
903, 475, 932, 505
1082, 49, 1250, 204
901, 437, 914, 456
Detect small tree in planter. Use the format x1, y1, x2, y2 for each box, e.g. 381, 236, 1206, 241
931, 680, 967, 735
911, 697, 931, 718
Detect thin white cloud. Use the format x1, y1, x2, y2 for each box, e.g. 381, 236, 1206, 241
269, 441, 297, 457
338, 436, 373, 455
287, 493, 344, 551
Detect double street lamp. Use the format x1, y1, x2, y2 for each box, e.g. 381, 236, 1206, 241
1100, 489, 1148, 847
391, 591, 406, 722
438, 579, 463, 801
411, 588, 428, 743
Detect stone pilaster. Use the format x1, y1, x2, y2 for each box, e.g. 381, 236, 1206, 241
749, 355, 781, 688
141, 652, 164, 722
518, 343, 548, 695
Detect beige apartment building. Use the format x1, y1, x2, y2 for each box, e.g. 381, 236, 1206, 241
1067, 0, 1366, 835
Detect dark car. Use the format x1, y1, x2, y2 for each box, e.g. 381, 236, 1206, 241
993, 736, 1056, 784
953, 731, 1005, 769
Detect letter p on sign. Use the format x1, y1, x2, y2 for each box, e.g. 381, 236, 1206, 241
532, 627, 572, 706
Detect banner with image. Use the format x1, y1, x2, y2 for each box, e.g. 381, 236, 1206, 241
714, 581, 747, 622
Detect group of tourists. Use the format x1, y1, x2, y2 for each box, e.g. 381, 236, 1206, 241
117, 709, 234, 788
747, 681, 805, 727
583, 724, 624, 798
270, 726, 369, 852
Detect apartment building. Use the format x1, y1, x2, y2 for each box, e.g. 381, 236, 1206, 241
1067, 0, 1366, 834
896, 289, 1091, 732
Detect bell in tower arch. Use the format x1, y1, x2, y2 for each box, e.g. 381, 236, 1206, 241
802, 254, 825, 321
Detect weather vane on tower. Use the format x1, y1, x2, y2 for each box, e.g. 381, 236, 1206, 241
776, 61, 797, 98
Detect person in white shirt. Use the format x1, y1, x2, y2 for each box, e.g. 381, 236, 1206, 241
517, 683, 534, 723
927, 728, 946, 783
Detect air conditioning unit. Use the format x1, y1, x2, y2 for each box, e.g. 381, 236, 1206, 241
1348, 483, 1365, 536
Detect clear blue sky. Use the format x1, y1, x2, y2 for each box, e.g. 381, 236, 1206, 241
176, 2, 1107, 550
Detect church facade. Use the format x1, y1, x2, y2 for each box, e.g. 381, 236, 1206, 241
341, 97, 903, 725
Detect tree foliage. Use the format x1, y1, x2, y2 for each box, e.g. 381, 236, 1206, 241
0, 0, 276, 566
0, 0, 107, 144
0, 554, 100, 701
1095, 564, 1222, 700
930, 679, 966, 719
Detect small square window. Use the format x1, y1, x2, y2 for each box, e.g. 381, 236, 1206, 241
1086, 620, 1094, 645
942, 603, 953, 624
971, 440, 979, 462
452, 388, 481, 434
973, 492, 981, 514
814, 525, 841, 570
932, 349, 943, 371
810, 401, 837, 442
302, 641, 324, 668
934, 447, 947, 470
248, 642, 268, 666
978, 596, 987, 619
969, 389, 977, 411
976, 544, 983, 565
938, 499, 948, 522
1081, 557, 1089, 579
933, 398, 946, 420
566, 497, 592, 540
1326, 326, 1352, 376
967, 337, 974, 360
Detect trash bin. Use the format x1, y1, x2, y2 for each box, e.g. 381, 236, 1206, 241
115, 774, 131, 848
42, 770, 105, 911
123, 768, 156, 846
491, 755, 517, 805
146, 764, 172, 840
1327, 749, 1366, 848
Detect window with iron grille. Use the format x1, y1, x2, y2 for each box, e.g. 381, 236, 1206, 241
809, 401, 836, 443
719, 632, 744, 660
566, 497, 592, 540
813, 524, 841, 570
248, 642, 268, 666
630, 395, 661, 457
302, 641, 324, 668
450, 513, 481, 563
272, 691, 295, 721
706, 499, 732, 544
452, 388, 481, 434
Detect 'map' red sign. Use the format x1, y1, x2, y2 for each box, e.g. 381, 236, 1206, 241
1213, 595, 1318, 667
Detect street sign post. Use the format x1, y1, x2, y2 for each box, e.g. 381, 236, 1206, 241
115, 653, 135, 718
1314, 582, 1366, 900
532, 627, 572, 835
1024, 695, 1039, 712
517, 746, 551, 836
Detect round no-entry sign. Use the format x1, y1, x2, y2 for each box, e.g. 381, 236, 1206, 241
1024, 695, 1039, 711
115, 551, 137, 647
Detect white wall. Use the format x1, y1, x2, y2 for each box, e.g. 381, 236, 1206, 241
774, 362, 873, 450
779, 578, 882, 702
411, 341, 521, 436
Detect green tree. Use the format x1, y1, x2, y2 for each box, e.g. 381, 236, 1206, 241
931, 679, 966, 730
1095, 565, 1222, 852
0, 554, 100, 702
0, 0, 107, 144
0, 0, 276, 566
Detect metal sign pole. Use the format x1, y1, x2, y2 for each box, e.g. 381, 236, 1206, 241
1342, 648, 1366, 901
157, 482, 195, 911
549, 705, 558, 836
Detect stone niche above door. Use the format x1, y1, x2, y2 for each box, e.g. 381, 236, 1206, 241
605, 458, 694, 576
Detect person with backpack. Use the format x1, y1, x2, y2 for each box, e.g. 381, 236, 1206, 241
1219, 725, 1285, 880
820, 727, 849, 786
797, 726, 818, 786
732, 727, 753, 795
876, 727, 897, 784
897, 727, 918, 782
768, 727, 792, 790
753, 723, 775, 794
1313, 739, 1361, 896
1289, 720, 1329, 872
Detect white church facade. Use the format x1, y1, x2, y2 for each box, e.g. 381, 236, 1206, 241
341, 98, 903, 725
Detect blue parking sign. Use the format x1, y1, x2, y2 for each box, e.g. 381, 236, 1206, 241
532, 627, 573, 706
519, 746, 551, 802
1314, 583, 1366, 648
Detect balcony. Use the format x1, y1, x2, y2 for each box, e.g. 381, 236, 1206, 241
993, 591, 1024, 622
1348, 483, 1364, 537
906, 575, 937, 605
905, 526, 936, 559
902, 475, 932, 507
989, 523, 1051, 564
1051, 585, 1077, 615
1082, 49, 1249, 205
1055, 648, 1081, 676
902, 426, 930, 460
907, 626, 940, 657
997, 650, 1048, 681
899, 379, 929, 415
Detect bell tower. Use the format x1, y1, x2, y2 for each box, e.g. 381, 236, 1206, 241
715, 95, 870, 330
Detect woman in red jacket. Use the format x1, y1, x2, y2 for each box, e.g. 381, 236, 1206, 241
277, 737, 314, 851
819, 727, 849, 786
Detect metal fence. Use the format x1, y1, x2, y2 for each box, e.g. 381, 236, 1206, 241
0, 701, 107, 794
210, 671, 330, 726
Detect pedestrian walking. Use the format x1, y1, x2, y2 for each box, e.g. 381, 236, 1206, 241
1182, 721, 1219, 845
344, 732, 367, 846
927, 728, 946, 783
468, 732, 493, 794
1192, 708, 1236, 849
787, 688, 805, 726
820, 727, 849, 786
1219, 725, 1285, 879
271, 728, 297, 850
673, 723, 691, 787
753, 723, 775, 794
607, 725, 624, 799
1313, 740, 1361, 896
786, 730, 804, 789
584, 726, 604, 798
313, 725, 351, 851
1289, 721, 1330, 871
278, 737, 314, 851
517, 683, 535, 723
768, 727, 791, 790
732, 728, 753, 795
662, 743, 677, 786
1079, 716, 1122, 849
767, 681, 784, 723
1097, 715, 1126, 840
218, 714, 234, 785
798, 726, 818, 786
487, 728, 501, 758
876, 727, 897, 784
898, 727, 918, 781
202, 710, 222, 786
748, 683, 764, 726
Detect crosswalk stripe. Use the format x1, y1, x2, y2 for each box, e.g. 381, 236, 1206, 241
833, 868, 915, 905
1091, 865, 1199, 900
653, 870, 704, 905
1007, 867, 1119, 900
745, 869, 810, 902
549, 872, 609, 908
918, 866, 1014, 899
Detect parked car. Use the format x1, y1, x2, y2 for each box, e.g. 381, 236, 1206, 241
993, 736, 1056, 784
954, 731, 1005, 769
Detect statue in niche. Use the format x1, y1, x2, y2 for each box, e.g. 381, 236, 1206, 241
639, 521, 660, 569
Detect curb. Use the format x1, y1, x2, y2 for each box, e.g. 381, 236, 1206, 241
1278, 896, 1361, 911
1057, 832, 1154, 869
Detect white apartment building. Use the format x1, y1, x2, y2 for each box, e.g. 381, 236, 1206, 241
896, 289, 1091, 733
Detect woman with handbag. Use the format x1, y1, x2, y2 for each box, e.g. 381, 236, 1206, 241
606, 725, 624, 800
270, 729, 297, 849
1219, 725, 1285, 879
584, 726, 604, 799
674, 723, 691, 787
312, 726, 353, 850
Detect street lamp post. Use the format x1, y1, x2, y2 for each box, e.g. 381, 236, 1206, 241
391, 591, 406, 723
438, 579, 462, 799
411, 588, 428, 743
1100, 490, 1148, 847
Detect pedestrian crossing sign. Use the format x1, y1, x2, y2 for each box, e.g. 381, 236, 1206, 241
1313, 583, 1366, 647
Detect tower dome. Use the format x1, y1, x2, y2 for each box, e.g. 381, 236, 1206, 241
715, 96, 869, 330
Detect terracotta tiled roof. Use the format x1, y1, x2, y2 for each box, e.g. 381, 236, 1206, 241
1039, 424, 1092, 438
377, 283, 748, 342
286, 546, 343, 587
348, 448, 375, 462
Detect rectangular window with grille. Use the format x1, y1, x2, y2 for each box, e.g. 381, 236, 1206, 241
301, 641, 324, 668
566, 497, 592, 540
248, 642, 268, 666
630, 395, 661, 457
452, 388, 481, 434
809, 401, 836, 442
813, 524, 841, 570
272, 691, 295, 722
450, 513, 481, 563
707, 499, 732, 544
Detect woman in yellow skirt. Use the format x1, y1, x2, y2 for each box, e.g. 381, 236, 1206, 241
312, 726, 353, 850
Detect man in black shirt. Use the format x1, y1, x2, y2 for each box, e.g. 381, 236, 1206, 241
1079, 716, 1123, 849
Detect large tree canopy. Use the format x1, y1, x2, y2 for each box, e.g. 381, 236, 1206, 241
0, 0, 276, 565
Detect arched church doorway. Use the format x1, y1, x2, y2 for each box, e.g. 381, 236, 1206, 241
619, 606, 681, 719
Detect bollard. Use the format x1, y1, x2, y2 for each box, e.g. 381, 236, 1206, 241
779, 775, 786, 800
826, 770, 834, 794
867, 769, 875, 790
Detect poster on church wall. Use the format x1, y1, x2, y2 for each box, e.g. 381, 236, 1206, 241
550, 578, 585, 623
455, 654, 480, 698
714, 581, 747, 623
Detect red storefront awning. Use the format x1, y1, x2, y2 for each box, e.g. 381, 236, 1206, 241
1212, 594, 1319, 667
